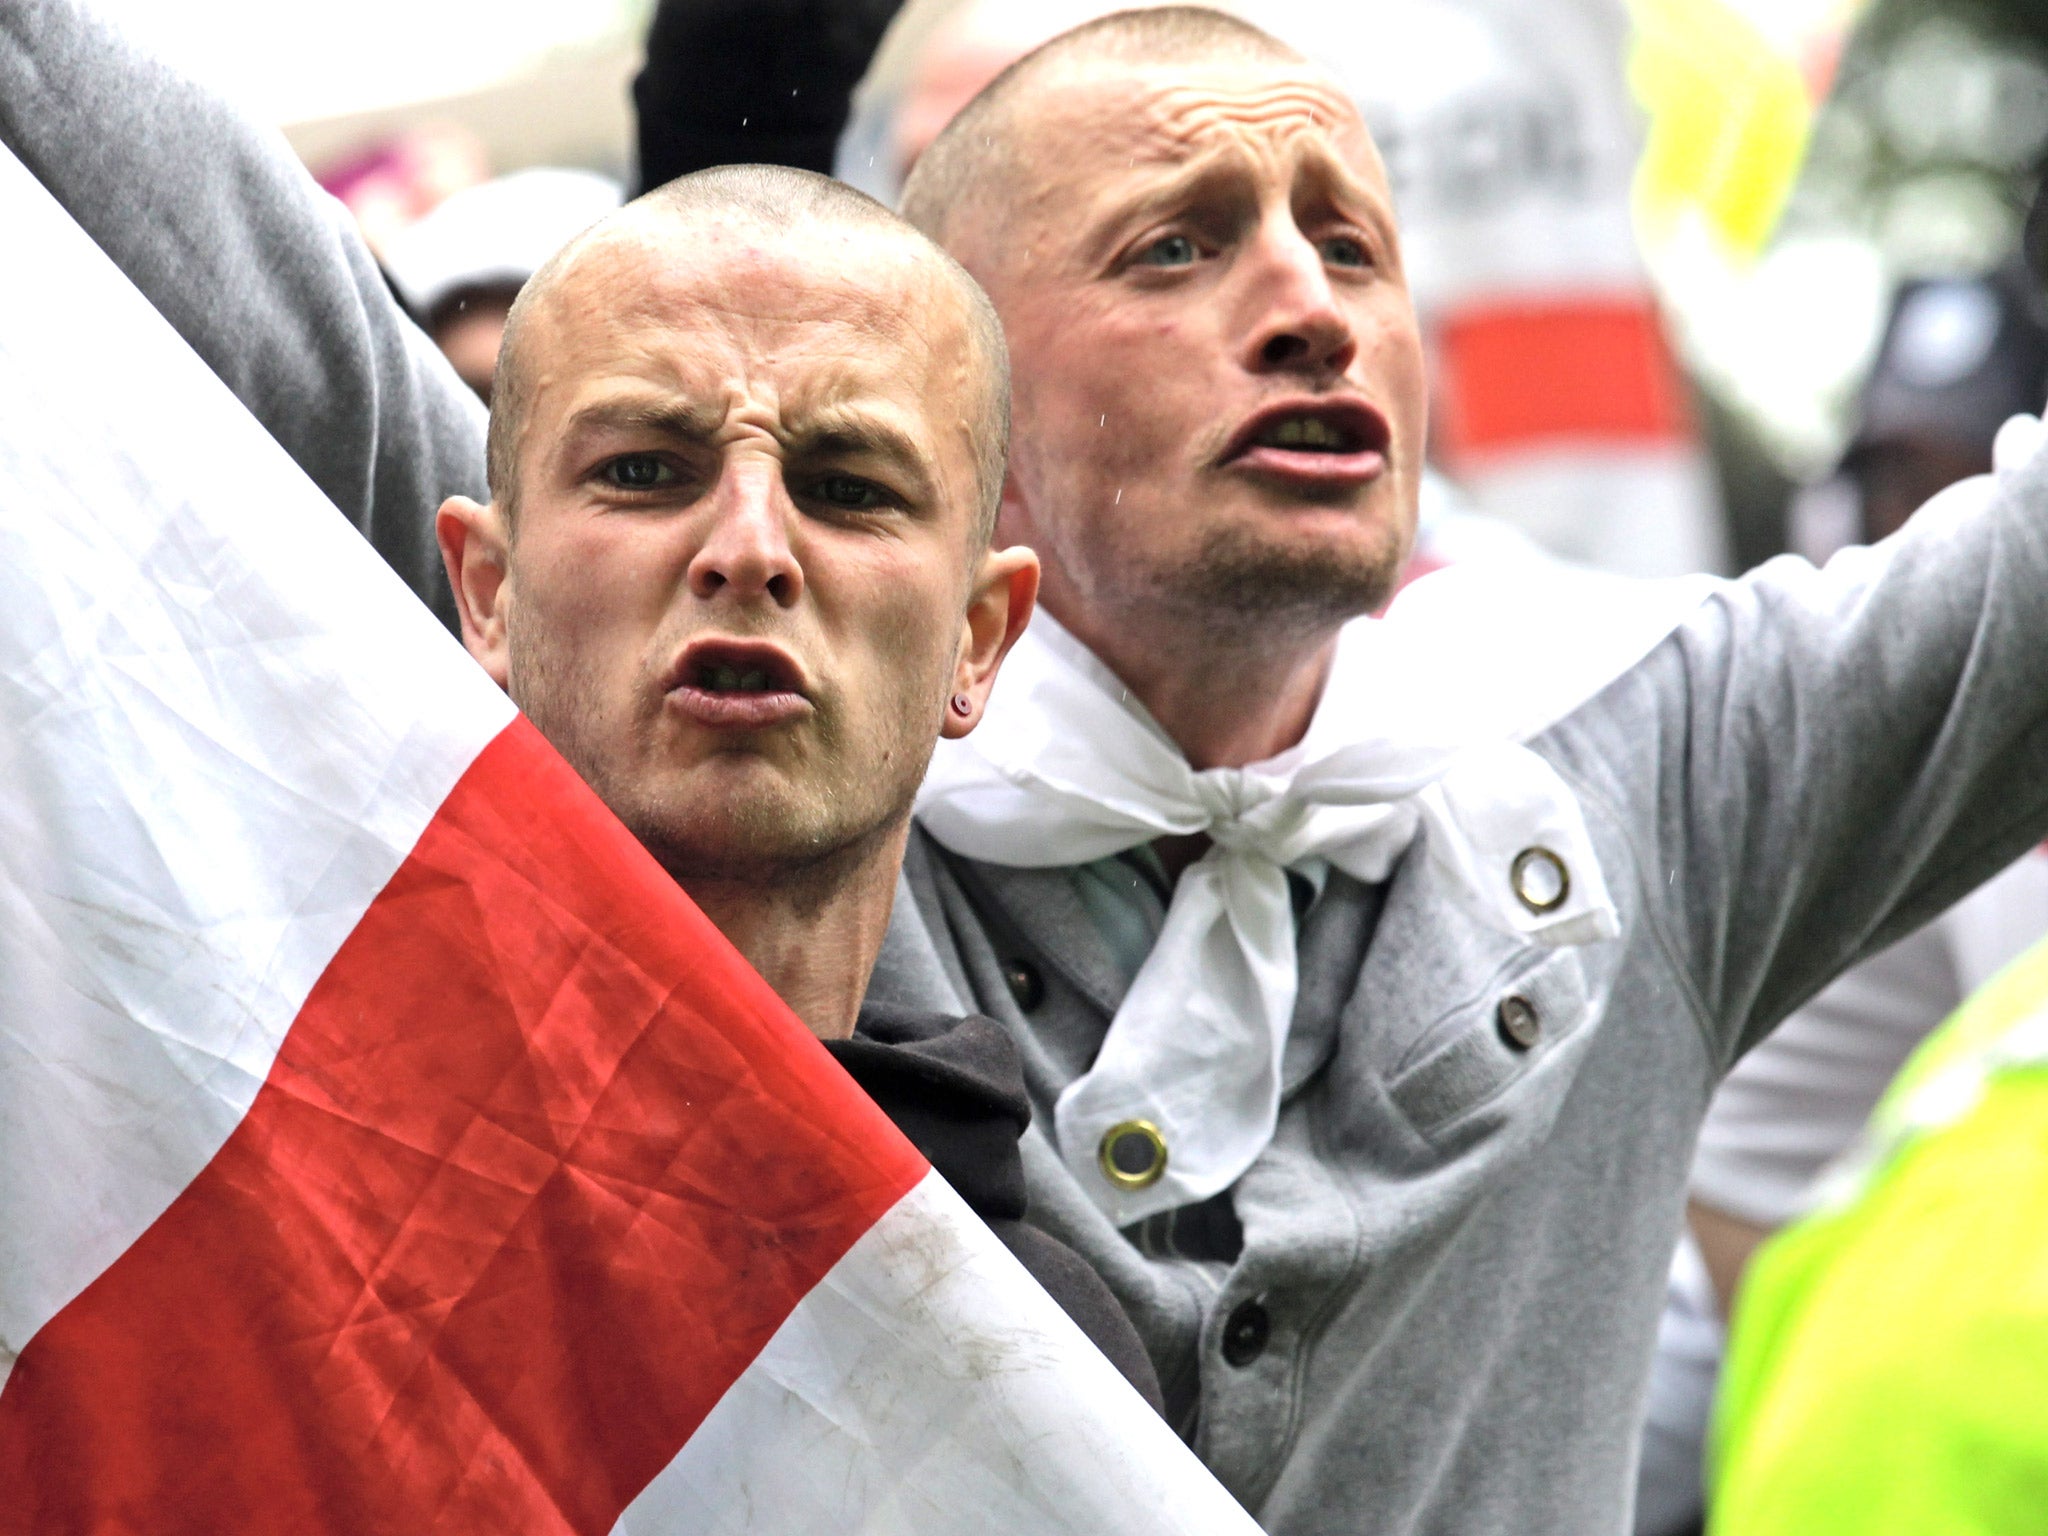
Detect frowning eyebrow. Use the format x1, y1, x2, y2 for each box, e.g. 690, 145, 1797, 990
791, 407, 938, 505
792, 409, 928, 471
559, 397, 727, 448
556, 394, 938, 501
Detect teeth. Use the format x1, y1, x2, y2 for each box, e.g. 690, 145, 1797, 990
698, 662, 777, 693
1262, 416, 1344, 450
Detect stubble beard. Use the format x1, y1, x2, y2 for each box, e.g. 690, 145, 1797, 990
629, 772, 917, 913
1135, 516, 1405, 648
510, 628, 929, 908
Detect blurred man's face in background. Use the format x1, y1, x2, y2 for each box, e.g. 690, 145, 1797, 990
1795, 271, 2048, 555
889, 0, 1088, 180
448, 219, 1010, 887
383, 167, 626, 407
961, 55, 1427, 642
1852, 436, 1991, 544
428, 286, 520, 402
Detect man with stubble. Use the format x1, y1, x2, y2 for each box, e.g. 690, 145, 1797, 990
429, 163, 1161, 1406
0, 0, 1172, 1416
437, 167, 1031, 1037
22, 3, 2048, 1526
870, 8, 2048, 1534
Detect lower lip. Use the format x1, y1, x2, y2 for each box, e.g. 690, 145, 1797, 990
1227, 445, 1387, 485
666, 686, 812, 729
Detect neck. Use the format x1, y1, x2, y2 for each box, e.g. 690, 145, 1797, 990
675, 821, 908, 1042
1050, 598, 1340, 770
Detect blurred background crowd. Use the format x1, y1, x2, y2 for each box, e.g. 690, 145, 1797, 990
88, 0, 2048, 580
88, 1, 2048, 1530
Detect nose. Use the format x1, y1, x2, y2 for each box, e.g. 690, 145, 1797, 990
1240, 219, 1358, 378
686, 461, 804, 607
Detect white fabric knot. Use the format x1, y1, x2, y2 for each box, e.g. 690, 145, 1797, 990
919, 563, 1715, 1225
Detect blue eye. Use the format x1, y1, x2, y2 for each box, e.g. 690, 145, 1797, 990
601, 454, 676, 489
1320, 236, 1371, 269
1133, 234, 1200, 267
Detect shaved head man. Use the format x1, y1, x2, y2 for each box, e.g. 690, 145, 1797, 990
872, 8, 2048, 1535
434, 167, 1161, 1399
34, 4, 2048, 1528
903, 6, 1425, 766
440, 166, 1032, 1038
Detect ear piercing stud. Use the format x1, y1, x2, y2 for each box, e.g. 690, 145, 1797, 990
950, 693, 974, 718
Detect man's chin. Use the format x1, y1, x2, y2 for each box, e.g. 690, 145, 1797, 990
1150, 513, 1409, 633
628, 802, 841, 884
617, 768, 915, 895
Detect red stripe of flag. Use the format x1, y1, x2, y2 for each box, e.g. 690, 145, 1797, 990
0, 718, 927, 1533
1436, 293, 1693, 462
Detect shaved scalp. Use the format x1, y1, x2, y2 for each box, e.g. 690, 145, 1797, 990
899, 6, 1306, 255
488, 163, 1011, 540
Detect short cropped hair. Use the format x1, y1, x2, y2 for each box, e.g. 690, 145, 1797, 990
488, 164, 1010, 542
899, 6, 1304, 251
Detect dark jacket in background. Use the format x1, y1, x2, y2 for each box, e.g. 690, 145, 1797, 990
830, 1008, 1166, 1416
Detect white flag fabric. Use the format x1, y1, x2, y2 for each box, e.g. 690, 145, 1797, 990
0, 142, 1258, 1535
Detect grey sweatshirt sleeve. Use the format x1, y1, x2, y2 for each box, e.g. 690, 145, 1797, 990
0, 0, 485, 630
1550, 431, 2048, 1070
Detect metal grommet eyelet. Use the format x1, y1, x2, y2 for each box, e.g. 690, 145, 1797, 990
1510, 846, 1570, 914
1098, 1119, 1169, 1191
1496, 993, 1541, 1051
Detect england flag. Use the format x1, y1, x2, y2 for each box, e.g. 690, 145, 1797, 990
0, 142, 1259, 1535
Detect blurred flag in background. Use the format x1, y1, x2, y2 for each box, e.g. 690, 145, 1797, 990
1631, 0, 1870, 264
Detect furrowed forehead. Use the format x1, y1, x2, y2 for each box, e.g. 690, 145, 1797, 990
973, 58, 1385, 256
520, 216, 993, 477
1144, 76, 1373, 158
1034, 58, 1376, 174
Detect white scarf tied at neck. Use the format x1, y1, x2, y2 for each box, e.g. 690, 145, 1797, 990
917, 562, 1716, 1226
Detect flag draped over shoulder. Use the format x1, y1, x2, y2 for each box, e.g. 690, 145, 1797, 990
0, 143, 1258, 1535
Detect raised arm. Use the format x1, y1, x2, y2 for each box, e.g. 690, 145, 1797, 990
0, 0, 484, 629
1550, 421, 2048, 1070
632, 0, 904, 190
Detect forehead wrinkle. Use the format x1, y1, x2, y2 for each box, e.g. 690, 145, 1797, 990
519, 217, 989, 511
1140, 79, 1367, 152
1021, 83, 1388, 269
1013, 70, 1383, 221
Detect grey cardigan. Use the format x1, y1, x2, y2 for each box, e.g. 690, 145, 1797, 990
864, 475, 2048, 1533
14, 4, 2048, 1528
0, 0, 482, 635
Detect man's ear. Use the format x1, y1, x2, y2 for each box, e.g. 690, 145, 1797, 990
436, 495, 513, 690
943, 544, 1040, 739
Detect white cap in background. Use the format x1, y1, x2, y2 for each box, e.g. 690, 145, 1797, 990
381, 166, 623, 324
